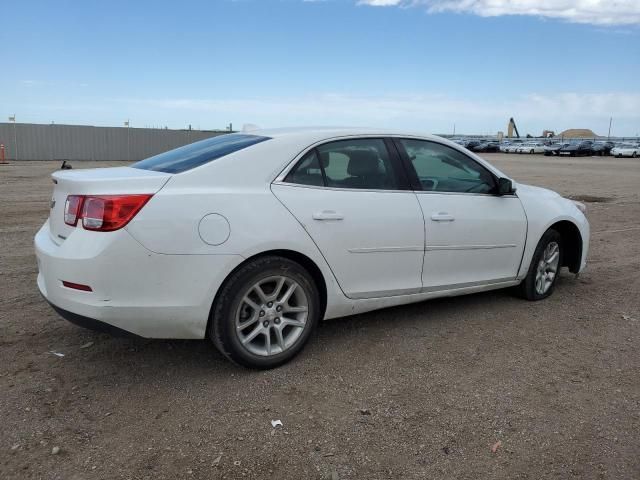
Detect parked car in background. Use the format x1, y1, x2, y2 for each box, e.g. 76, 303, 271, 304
611, 143, 640, 158
516, 142, 545, 154
591, 141, 615, 156
500, 141, 522, 153
35, 128, 590, 368
544, 143, 570, 156
471, 141, 500, 153
558, 141, 593, 157
464, 140, 482, 151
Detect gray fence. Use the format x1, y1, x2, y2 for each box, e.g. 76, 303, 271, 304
0, 123, 229, 161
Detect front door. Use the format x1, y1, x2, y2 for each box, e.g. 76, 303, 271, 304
393, 138, 527, 290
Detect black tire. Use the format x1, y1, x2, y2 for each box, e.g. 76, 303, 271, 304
209, 256, 320, 369
515, 229, 563, 301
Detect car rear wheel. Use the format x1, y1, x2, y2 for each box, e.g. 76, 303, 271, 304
209, 256, 320, 369
516, 229, 562, 301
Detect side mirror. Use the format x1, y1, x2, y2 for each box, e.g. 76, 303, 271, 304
497, 177, 516, 196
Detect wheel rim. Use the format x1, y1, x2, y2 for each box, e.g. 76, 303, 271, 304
535, 241, 560, 295
234, 275, 309, 357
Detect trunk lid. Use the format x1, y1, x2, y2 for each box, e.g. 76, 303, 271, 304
49, 167, 171, 244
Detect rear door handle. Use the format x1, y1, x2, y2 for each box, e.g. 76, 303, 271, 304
431, 212, 455, 222
313, 210, 344, 221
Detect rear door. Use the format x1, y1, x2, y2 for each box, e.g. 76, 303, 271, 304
393, 138, 527, 290
272, 137, 425, 299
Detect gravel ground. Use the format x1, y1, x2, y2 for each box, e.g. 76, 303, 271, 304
1, 154, 639, 480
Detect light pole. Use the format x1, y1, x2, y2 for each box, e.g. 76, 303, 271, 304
608, 117, 612, 139
9, 114, 17, 161
125, 119, 130, 160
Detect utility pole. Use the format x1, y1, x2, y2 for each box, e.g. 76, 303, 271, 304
608, 117, 612, 139
9, 114, 17, 161
125, 119, 130, 160
453, 123, 456, 136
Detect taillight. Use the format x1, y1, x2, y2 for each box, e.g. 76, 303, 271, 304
63, 194, 152, 232
64, 195, 84, 226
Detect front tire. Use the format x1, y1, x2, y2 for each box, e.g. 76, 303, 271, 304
516, 229, 562, 301
209, 256, 320, 369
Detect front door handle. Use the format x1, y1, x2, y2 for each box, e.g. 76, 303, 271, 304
313, 210, 344, 221
431, 212, 455, 222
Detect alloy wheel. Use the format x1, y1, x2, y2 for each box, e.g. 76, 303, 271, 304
535, 242, 560, 295
234, 275, 309, 356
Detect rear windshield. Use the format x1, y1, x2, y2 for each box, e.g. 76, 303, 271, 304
132, 134, 270, 173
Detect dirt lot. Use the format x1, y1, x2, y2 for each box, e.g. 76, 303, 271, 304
1, 154, 639, 480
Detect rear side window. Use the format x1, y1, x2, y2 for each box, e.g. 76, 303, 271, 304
284, 150, 324, 186
132, 134, 270, 173
284, 138, 400, 190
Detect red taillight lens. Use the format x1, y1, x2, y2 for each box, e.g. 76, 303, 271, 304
64, 195, 84, 226
63, 194, 152, 231
81, 194, 153, 231
62, 281, 93, 292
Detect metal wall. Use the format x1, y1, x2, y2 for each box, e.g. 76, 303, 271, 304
0, 123, 228, 161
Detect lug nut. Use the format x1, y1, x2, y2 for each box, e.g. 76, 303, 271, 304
263, 320, 269, 328
267, 302, 273, 308
259, 310, 265, 317
276, 305, 282, 312
274, 318, 281, 324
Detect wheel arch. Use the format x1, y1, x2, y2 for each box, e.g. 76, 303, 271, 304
206, 249, 328, 335
548, 220, 583, 273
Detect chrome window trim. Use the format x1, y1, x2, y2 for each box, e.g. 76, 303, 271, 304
271, 181, 417, 195
272, 181, 519, 198
273, 134, 516, 197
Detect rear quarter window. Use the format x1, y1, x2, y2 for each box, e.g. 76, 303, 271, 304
132, 134, 270, 173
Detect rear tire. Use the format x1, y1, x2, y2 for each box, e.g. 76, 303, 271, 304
516, 229, 563, 301
209, 256, 320, 369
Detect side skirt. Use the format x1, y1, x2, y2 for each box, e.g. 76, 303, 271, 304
323, 279, 521, 320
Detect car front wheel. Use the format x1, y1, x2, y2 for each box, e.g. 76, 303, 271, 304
516, 229, 562, 301
209, 256, 320, 369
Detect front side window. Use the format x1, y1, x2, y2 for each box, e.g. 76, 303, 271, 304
132, 133, 270, 174
285, 138, 400, 190
398, 139, 496, 194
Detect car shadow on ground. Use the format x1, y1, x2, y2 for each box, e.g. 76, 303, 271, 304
46, 273, 575, 381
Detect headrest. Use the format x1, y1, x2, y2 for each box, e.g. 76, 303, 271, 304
346, 150, 383, 176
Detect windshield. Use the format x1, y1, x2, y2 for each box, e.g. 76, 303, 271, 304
132, 133, 271, 173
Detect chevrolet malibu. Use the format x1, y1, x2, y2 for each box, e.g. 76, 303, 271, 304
35, 128, 590, 368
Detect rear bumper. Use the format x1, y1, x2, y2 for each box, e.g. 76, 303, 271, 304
35, 221, 243, 339
45, 299, 140, 338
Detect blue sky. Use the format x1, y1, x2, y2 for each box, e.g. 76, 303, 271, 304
1, 0, 639, 135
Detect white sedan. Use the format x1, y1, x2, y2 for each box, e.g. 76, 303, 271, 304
500, 143, 524, 153
611, 143, 639, 158
516, 142, 546, 154
35, 128, 590, 368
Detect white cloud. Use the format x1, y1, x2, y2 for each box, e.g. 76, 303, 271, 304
117, 91, 640, 136
357, 0, 640, 26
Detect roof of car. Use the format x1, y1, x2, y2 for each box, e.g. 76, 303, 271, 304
248, 127, 442, 144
